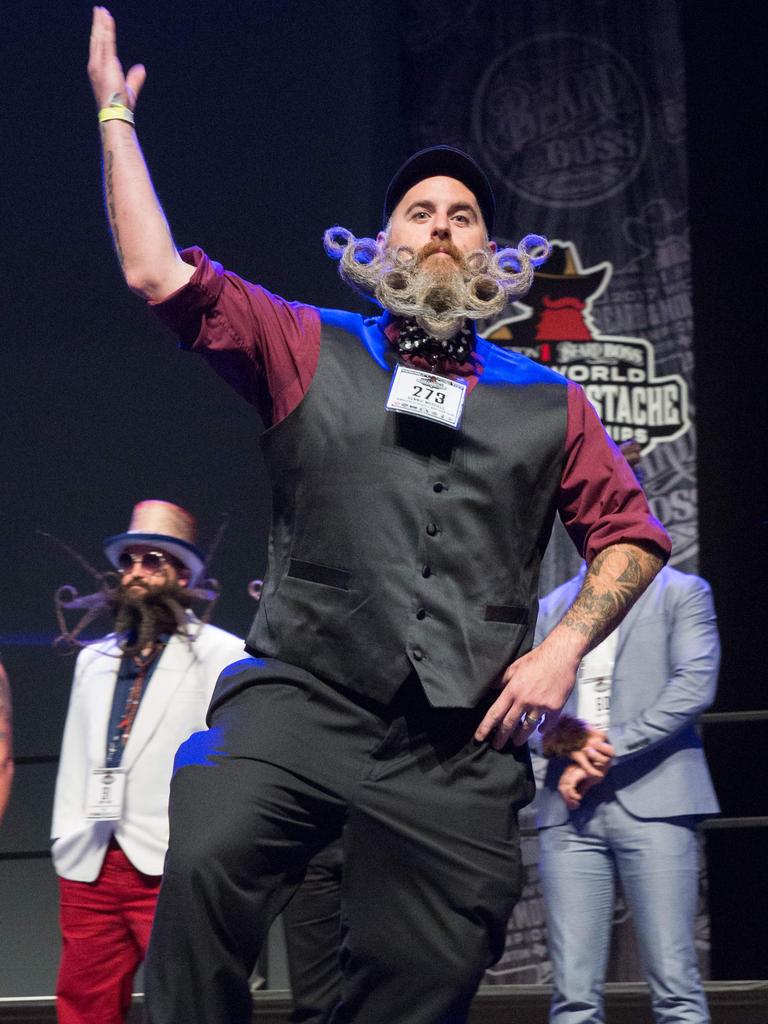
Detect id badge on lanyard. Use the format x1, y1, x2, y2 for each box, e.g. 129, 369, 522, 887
85, 767, 127, 820
576, 676, 612, 733
385, 365, 467, 429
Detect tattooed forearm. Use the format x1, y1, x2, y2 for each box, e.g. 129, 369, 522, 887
561, 543, 663, 651
103, 148, 125, 267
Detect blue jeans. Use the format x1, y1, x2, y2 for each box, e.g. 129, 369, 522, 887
539, 799, 709, 1024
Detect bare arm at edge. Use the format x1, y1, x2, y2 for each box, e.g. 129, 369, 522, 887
475, 542, 664, 750
88, 7, 193, 300
0, 664, 14, 826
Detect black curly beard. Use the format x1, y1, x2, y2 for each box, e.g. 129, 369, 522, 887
108, 579, 194, 657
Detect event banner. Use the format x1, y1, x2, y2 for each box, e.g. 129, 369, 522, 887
401, 0, 697, 589
401, 0, 708, 983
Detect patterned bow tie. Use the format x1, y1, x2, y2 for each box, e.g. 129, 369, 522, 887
396, 319, 474, 365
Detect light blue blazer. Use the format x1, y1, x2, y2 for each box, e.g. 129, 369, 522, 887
535, 565, 721, 827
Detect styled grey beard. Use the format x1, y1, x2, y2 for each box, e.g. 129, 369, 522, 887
324, 227, 549, 340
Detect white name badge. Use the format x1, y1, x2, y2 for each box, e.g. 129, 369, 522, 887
386, 365, 467, 429
576, 676, 612, 733
86, 767, 127, 821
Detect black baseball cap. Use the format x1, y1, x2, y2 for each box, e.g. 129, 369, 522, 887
383, 145, 496, 234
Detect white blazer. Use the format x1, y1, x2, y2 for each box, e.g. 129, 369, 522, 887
51, 618, 244, 880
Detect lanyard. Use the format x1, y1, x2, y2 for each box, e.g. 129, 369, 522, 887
105, 645, 163, 768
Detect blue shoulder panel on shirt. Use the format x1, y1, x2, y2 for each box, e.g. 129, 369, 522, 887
317, 310, 570, 384
476, 337, 568, 389
173, 725, 226, 772
318, 308, 391, 370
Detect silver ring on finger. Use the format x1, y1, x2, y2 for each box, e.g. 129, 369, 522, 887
524, 710, 545, 727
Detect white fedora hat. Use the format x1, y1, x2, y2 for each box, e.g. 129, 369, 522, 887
103, 500, 205, 585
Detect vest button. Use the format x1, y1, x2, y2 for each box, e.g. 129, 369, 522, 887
412, 648, 424, 661
426, 522, 438, 536
433, 481, 445, 493
421, 565, 431, 578
416, 608, 427, 620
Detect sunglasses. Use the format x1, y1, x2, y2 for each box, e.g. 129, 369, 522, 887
117, 550, 171, 574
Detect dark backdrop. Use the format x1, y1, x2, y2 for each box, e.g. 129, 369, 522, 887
0, 0, 402, 995
0, 0, 764, 996
683, 0, 768, 978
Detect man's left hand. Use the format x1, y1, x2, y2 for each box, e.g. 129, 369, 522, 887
569, 727, 615, 777
558, 764, 602, 809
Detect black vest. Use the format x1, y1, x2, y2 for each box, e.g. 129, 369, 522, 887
246, 310, 568, 707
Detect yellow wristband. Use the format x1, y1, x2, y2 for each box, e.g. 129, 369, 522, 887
98, 104, 135, 126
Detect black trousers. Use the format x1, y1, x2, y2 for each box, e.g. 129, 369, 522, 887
144, 660, 533, 1024
283, 836, 344, 1024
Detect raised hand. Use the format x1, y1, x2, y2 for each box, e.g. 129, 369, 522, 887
86, 7, 193, 299
88, 6, 146, 111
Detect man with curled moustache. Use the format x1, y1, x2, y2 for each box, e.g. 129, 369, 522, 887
87, 9, 671, 1023
51, 500, 243, 1024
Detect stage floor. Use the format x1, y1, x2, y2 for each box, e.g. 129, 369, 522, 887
1, 982, 766, 1023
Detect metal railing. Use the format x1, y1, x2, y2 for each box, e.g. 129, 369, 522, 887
3, 708, 766, 859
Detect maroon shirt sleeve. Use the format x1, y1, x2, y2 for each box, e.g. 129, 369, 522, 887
559, 381, 671, 563
150, 247, 321, 426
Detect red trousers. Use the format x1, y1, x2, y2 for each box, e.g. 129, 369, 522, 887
56, 839, 162, 1024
